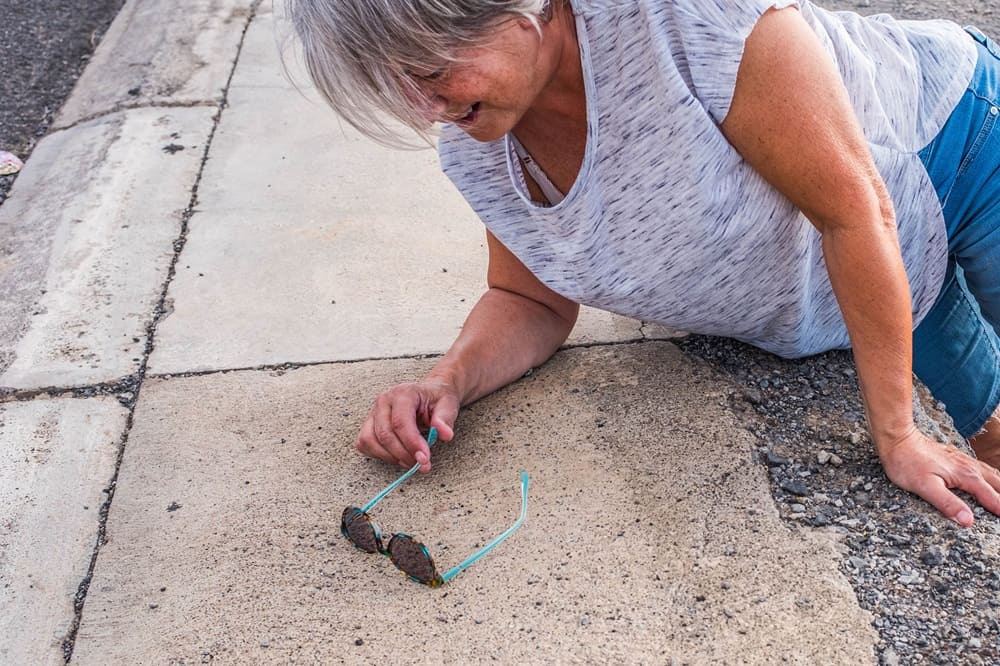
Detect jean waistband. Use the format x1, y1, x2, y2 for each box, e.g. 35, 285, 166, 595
962, 26, 1000, 104
965, 25, 1000, 58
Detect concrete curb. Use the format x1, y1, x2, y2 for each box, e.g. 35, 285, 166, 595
1, 2, 262, 663
54, 0, 258, 130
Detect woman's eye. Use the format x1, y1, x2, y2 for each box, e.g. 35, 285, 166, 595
414, 68, 446, 82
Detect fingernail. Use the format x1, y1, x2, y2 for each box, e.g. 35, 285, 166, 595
416, 452, 427, 464
956, 509, 973, 526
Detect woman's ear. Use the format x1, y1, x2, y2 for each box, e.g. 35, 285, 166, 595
515, 15, 540, 32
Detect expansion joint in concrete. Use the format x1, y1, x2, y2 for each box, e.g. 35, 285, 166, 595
0, 375, 141, 407
137, 338, 657, 382
59, 2, 264, 661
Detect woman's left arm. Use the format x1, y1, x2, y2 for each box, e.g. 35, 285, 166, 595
720, 6, 1000, 525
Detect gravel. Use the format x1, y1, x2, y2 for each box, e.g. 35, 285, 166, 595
676, 335, 1000, 666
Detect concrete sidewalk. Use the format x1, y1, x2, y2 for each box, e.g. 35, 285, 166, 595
1, 1, 877, 663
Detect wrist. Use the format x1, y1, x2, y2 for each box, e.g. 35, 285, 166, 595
868, 418, 919, 453
423, 366, 466, 403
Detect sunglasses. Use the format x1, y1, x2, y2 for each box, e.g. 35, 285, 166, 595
341, 427, 530, 587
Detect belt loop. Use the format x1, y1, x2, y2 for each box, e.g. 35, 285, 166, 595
965, 25, 988, 46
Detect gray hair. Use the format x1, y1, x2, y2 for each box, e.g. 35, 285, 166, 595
286, 0, 551, 147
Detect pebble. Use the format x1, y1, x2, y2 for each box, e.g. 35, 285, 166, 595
882, 647, 900, 666
0, 151, 23, 176
766, 452, 790, 467
920, 546, 946, 567
817, 450, 832, 464
580, 614, 590, 626
779, 479, 810, 496
790, 503, 806, 513
887, 534, 912, 547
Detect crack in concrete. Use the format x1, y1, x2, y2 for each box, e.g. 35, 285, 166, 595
58, 2, 264, 661
50, 100, 221, 134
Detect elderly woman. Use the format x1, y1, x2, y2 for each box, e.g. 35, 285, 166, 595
290, 0, 1000, 526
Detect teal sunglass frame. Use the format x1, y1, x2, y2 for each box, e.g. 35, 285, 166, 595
341, 428, 530, 587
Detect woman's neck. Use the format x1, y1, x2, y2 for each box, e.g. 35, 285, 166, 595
517, 1, 587, 133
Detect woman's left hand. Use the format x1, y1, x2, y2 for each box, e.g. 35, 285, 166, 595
877, 426, 1000, 526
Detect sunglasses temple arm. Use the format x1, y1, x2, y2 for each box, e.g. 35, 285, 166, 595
440, 470, 529, 584
360, 427, 438, 513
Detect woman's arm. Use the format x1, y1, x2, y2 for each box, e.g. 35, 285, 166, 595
356, 230, 579, 471
720, 6, 1000, 525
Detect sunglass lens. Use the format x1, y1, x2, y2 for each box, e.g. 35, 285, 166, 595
389, 535, 440, 585
342, 507, 379, 553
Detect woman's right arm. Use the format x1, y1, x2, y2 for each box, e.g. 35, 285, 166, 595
355, 230, 580, 471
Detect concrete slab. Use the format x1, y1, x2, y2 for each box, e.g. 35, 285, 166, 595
236, 0, 305, 92
54, 0, 257, 128
149, 32, 677, 374
0, 396, 126, 666
74, 343, 875, 663
0, 107, 215, 390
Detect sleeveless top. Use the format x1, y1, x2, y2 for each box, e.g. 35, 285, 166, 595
438, 0, 978, 358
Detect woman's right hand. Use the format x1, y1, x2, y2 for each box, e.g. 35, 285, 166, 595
355, 379, 461, 473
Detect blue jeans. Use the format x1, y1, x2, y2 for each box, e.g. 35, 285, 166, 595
913, 27, 1000, 439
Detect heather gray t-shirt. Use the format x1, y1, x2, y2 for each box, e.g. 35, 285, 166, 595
438, 0, 977, 358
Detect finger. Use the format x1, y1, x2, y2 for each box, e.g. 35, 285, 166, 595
372, 394, 414, 467
391, 401, 432, 472
963, 466, 1000, 517
977, 460, 1000, 495
375, 422, 413, 468
429, 393, 460, 442
357, 414, 398, 466
917, 475, 974, 527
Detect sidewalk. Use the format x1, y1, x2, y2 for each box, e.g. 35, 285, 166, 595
0, 1, 877, 663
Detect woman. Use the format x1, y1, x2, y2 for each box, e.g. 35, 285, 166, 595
290, 0, 1000, 526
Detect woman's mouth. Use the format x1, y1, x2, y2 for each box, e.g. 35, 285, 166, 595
455, 102, 481, 126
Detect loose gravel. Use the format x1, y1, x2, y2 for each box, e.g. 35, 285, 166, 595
676, 335, 1000, 666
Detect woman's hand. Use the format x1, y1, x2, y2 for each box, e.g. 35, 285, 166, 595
356, 379, 460, 473
878, 427, 1000, 526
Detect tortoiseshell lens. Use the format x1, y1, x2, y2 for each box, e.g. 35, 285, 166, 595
342, 507, 379, 553
388, 535, 439, 585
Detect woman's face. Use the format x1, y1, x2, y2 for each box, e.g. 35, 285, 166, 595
410, 15, 566, 142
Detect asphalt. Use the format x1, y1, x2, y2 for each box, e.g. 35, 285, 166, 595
0, 1, 997, 664
0, 0, 125, 205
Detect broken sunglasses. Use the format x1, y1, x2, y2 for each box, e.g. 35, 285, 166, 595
341, 427, 529, 587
